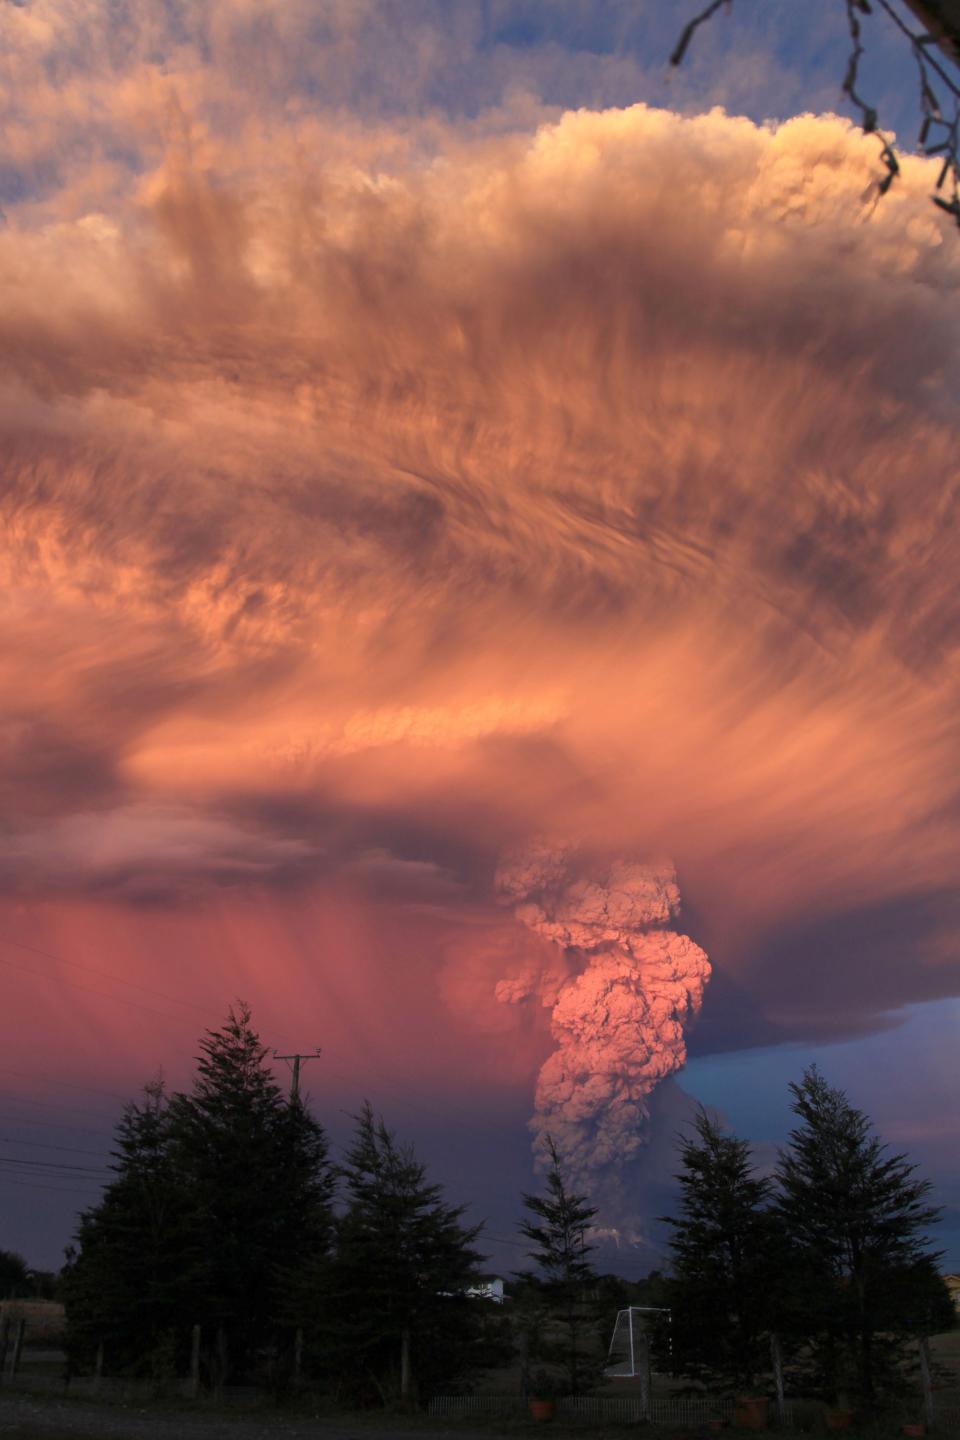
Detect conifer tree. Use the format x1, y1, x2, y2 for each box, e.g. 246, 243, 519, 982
62, 1080, 193, 1374
518, 1136, 600, 1397
775, 1067, 950, 1411
320, 1103, 483, 1406
63, 1005, 334, 1383
661, 1109, 783, 1395
167, 1003, 333, 1380
0, 1249, 31, 1300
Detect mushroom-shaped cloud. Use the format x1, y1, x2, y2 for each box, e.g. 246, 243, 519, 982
496, 839, 709, 1226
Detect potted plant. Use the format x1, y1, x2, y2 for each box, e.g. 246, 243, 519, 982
527, 1370, 558, 1422
825, 1392, 854, 1430
733, 1392, 769, 1430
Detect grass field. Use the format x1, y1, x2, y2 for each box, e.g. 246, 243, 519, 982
0, 1302, 66, 1344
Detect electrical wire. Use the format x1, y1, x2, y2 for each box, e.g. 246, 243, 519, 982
0, 1066, 127, 1102
0, 1174, 103, 1198
0, 1087, 119, 1121
0, 1156, 111, 1177
0, 1109, 113, 1137
0, 950, 199, 1022
0, 1136, 111, 1159
0, 934, 214, 1016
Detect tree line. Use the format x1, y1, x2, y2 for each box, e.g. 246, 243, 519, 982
59, 1005, 489, 1404
17, 1004, 951, 1417
660, 1072, 954, 1416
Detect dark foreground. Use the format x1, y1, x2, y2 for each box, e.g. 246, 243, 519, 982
0, 1394, 479, 1440
0, 1395, 480, 1440
0, 1392, 946, 1440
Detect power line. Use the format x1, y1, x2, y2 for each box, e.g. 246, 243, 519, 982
0, 1136, 110, 1159
272, 1048, 321, 1101
0, 1156, 112, 1177
0, 1088, 119, 1122
0, 1066, 127, 1102
0, 1109, 112, 1137
0, 1175, 103, 1198
0, 934, 214, 1016
0, 950, 197, 1022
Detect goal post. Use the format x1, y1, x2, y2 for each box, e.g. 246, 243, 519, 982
604, 1306, 671, 1378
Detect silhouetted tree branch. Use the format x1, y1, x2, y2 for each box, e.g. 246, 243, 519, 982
672, 0, 960, 227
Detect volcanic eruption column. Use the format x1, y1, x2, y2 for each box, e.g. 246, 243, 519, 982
495, 840, 710, 1219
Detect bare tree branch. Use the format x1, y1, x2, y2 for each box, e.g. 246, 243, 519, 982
669, 1, 731, 69
671, 0, 960, 229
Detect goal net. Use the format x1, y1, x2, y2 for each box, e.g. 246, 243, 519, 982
604, 1306, 669, 1377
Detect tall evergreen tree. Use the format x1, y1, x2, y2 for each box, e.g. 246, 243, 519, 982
63, 1005, 334, 1383
167, 1003, 333, 1380
320, 1103, 483, 1406
662, 1108, 782, 1395
775, 1067, 950, 1412
62, 1080, 193, 1374
517, 1137, 599, 1397
0, 1249, 31, 1300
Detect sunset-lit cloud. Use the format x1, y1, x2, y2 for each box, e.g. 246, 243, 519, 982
3, 0, 960, 1242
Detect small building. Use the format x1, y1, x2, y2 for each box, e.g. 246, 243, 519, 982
466, 1276, 505, 1304
944, 1274, 960, 1312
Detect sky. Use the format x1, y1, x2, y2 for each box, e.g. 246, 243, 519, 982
2, 0, 960, 1276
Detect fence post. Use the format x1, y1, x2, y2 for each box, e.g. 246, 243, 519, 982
9, 1319, 26, 1379
93, 1340, 103, 1393
918, 1335, 935, 1432
190, 1325, 201, 1399
400, 1326, 413, 1404
293, 1327, 303, 1387
771, 1332, 786, 1428
0, 1317, 9, 1382
214, 1325, 228, 1401
637, 1332, 651, 1422
518, 1325, 529, 1401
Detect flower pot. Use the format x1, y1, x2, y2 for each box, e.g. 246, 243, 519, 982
733, 1395, 768, 1430
528, 1399, 555, 1422
825, 1410, 854, 1431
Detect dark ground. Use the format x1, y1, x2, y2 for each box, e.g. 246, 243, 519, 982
0, 1394, 949, 1440
0, 1395, 490, 1440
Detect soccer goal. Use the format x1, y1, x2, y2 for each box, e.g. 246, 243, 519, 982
604, 1305, 671, 1377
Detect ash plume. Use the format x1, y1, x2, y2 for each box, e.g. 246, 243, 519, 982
496, 839, 709, 1223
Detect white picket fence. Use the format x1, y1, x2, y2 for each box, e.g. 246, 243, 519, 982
426, 1394, 824, 1427
429, 1395, 526, 1417
428, 1394, 738, 1425
565, 1394, 736, 1425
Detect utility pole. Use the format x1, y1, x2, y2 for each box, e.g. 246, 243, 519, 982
273, 1047, 321, 1102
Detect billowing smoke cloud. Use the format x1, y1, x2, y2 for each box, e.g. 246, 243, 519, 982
3, 0, 960, 1228
496, 839, 709, 1220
